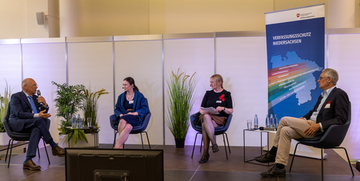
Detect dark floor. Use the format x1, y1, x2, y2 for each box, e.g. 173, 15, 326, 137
0, 144, 359, 181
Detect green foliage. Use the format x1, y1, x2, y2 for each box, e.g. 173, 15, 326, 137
53, 81, 88, 144
166, 69, 196, 139
52, 81, 85, 122
82, 87, 108, 130
0, 81, 11, 132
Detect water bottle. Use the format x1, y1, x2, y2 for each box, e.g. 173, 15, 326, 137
275, 114, 279, 129
266, 114, 270, 128
71, 114, 76, 129
254, 114, 259, 130
270, 114, 275, 128
77, 114, 82, 128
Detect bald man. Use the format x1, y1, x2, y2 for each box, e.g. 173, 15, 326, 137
9, 78, 65, 171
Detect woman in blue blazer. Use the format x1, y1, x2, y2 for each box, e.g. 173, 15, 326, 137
114, 77, 149, 149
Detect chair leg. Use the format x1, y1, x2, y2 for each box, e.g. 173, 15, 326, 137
340, 147, 354, 176
222, 134, 228, 159
289, 142, 300, 172
43, 139, 50, 165
191, 133, 199, 158
321, 148, 324, 181
144, 131, 151, 149
5, 139, 11, 162
225, 133, 231, 153
113, 130, 118, 148
140, 133, 144, 149
8, 139, 15, 168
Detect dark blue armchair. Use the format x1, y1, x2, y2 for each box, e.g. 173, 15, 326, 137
190, 112, 233, 159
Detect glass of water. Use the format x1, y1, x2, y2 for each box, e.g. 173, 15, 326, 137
87, 117, 92, 127
247, 119, 252, 130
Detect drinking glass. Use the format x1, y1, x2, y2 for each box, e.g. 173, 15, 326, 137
87, 117, 92, 127
247, 119, 252, 130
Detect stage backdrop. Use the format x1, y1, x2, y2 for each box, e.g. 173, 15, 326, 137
265, 4, 325, 121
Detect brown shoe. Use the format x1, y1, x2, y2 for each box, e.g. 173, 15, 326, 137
52, 146, 65, 157
23, 159, 41, 171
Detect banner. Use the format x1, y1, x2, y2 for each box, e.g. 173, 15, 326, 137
266, 4, 325, 120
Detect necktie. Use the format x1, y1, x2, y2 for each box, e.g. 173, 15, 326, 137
28, 96, 38, 113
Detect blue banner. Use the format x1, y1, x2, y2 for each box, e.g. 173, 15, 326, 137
266, 5, 325, 120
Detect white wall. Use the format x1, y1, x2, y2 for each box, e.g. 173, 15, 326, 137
114, 37, 163, 145
67, 38, 114, 144
328, 32, 360, 160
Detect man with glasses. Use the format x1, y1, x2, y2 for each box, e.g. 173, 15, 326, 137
254, 68, 350, 177
9, 78, 65, 171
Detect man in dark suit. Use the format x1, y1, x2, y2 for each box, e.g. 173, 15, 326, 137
9, 78, 65, 171
254, 68, 350, 177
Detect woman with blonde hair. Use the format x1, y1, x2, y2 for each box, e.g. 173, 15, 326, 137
198, 74, 233, 163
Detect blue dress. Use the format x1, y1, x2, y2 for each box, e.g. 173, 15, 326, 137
119, 99, 140, 127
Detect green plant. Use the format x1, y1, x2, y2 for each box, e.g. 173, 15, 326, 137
166, 69, 196, 139
52, 81, 88, 144
82, 87, 109, 131
0, 81, 11, 132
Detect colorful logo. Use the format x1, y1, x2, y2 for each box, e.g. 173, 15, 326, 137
296, 13, 300, 18
219, 94, 225, 101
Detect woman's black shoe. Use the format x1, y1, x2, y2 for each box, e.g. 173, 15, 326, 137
199, 154, 210, 163
212, 144, 219, 153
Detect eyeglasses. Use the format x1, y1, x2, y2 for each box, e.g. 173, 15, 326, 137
318, 76, 329, 80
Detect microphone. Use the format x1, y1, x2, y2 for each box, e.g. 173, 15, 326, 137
259, 127, 276, 131
37, 90, 45, 107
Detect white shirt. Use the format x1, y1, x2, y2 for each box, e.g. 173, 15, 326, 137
309, 86, 335, 131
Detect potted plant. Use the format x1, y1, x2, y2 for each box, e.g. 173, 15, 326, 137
0, 81, 12, 146
52, 82, 88, 145
166, 69, 196, 148
82, 87, 108, 129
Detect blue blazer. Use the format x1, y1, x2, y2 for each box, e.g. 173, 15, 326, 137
9, 91, 49, 132
114, 89, 149, 125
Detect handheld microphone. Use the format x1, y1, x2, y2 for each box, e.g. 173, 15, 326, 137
37, 90, 45, 107
259, 127, 276, 131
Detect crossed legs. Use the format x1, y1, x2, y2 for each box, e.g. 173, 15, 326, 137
114, 119, 133, 148
200, 114, 219, 162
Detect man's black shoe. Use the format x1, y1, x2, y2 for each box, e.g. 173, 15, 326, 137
254, 152, 276, 163
260, 165, 286, 177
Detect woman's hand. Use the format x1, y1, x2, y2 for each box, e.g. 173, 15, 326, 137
126, 112, 139, 116
216, 106, 225, 113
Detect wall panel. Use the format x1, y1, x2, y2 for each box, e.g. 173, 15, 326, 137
328, 33, 360, 160
164, 38, 215, 145
216, 36, 268, 146
114, 40, 163, 145
67, 41, 114, 144
0, 43, 22, 92
22, 42, 66, 143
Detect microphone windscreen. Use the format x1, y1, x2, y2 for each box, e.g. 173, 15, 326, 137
37, 90, 41, 96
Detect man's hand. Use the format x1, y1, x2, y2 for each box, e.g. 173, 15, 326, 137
39, 110, 51, 119
37, 96, 48, 107
304, 121, 320, 136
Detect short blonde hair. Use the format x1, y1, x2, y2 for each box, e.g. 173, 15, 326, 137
211, 74, 223, 88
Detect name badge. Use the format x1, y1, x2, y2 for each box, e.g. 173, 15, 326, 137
216, 100, 222, 103
129, 100, 134, 104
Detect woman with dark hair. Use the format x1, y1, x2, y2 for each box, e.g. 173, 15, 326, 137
198, 74, 233, 163
113, 77, 149, 149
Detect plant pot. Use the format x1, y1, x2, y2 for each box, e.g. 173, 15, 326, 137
59, 132, 99, 148
175, 138, 185, 148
